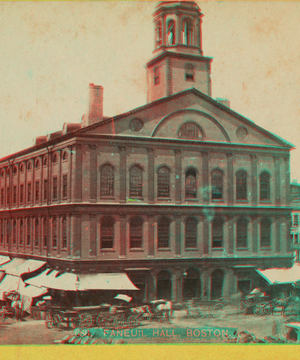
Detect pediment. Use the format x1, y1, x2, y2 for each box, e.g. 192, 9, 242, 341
81, 89, 293, 149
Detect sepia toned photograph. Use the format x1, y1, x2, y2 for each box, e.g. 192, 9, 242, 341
0, 0, 300, 348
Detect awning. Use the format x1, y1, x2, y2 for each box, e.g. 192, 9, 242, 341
5, 259, 46, 276
0, 274, 20, 300
80, 273, 139, 291
0, 258, 26, 272
0, 256, 10, 266
256, 263, 300, 285
18, 282, 48, 298
125, 268, 151, 271
233, 265, 256, 269
26, 270, 139, 291
0, 274, 47, 301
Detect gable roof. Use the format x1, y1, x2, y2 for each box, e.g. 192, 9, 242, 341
79, 87, 294, 149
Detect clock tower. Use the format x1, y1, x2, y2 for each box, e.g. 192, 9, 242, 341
146, 1, 212, 103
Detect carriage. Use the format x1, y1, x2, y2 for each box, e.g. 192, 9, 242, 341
45, 295, 141, 331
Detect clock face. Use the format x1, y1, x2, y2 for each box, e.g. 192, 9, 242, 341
130, 118, 143, 133
236, 126, 248, 141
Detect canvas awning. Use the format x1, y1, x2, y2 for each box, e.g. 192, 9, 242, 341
5, 259, 46, 276
0, 258, 26, 272
0, 274, 47, 300
256, 263, 300, 285
25, 270, 139, 291
79, 273, 139, 291
0, 256, 10, 266
0, 274, 20, 300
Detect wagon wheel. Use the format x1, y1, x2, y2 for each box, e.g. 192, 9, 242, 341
96, 314, 106, 328
45, 312, 54, 329
113, 313, 125, 328
238, 301, 248, 315
211, 303, 226, 319
52, 314, 62, 330
79, 313, 94, 328
127, 315, 139, 328
253, 304, 264, 316
194, 306, 205, 318
263, 303, 272, 315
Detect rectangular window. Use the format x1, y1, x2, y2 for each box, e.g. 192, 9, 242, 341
44, 180, 48, 201
7, 188, 10, 206
35, 181, 40, 202
62, 175, 68, 199
0, 221, 3, 244
52, 218, 57, 248
13, 186, 17, 205
293, 215, 299, 226
1, 188, 4, 206
6, 220, 10, 244
20, 220, 24, 245
43, 218, 47, 247
27, 220, 31, 246
53, 177, 57, 200
27, 183, 31, 203
62, 218, 67, 249
20, 185, 24, 204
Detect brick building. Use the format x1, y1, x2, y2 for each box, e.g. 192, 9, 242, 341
0, 1, 294, 303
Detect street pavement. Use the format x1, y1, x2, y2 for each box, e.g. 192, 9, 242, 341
0, 310, 289, 345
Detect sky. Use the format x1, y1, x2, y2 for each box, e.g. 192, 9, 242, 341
0, 1, 300, 180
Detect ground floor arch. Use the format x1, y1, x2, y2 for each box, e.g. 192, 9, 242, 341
182, 267, 201, 301
156, 270, 172, 300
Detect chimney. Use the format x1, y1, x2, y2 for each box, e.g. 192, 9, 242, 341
86, 83, 103, 126
216, 98, 230, 108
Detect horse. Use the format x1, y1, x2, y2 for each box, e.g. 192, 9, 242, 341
130, 305, 153, 320
150, 300, 173, 321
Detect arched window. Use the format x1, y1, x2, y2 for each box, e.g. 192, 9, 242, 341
27, 219, 31, 246
158, 216, 170, 248
0, 169, 4, 177
236, 170, 247, 200
178, 122, 202, 139
35, 218, 39, 247
13, 220, 17, 245
155, 20, 162, 48
185, 217, 197, 248
154, 67, 160, 85
101, 164, 114, 197
6, 168, 10, 176
101, 216, 114, 249
13, 166, 18, 175
52, 217, 57, 248
185, 168, 197, 199
157, 166, 170, 198
130, 216, 143, 249
260, 172, 270, 201
157, 271, 172, 300
167, 19, 175, 45
35, 159, 40, 169
212, 217, 223, 248
43, 155, 48, 166
27, 162, 32, 171
62, 217, 67, 249
260, 218, 271, 248
185, 63, 194, 81
52, 153, 58, 164
236, 218, 248, 248
130, 166, 142, 198
20, 163, 24, 173
212, 169, 223, 200
182, 18, 194, 45
62, 151, 68, 161
20, 219, 24, 245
